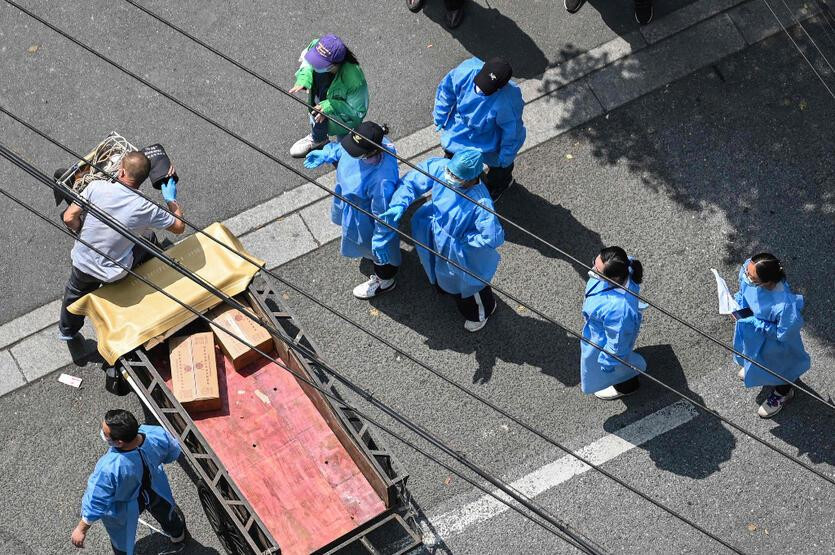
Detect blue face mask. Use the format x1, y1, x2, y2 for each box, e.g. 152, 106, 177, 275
313, 64, 335, 73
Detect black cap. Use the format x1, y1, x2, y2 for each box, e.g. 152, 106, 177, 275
140, 143, 178, 189
473, 57, 513, 95
341, 122, 386, 158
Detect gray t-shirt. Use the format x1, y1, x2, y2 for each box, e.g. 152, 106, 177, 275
71, 180, 175, 282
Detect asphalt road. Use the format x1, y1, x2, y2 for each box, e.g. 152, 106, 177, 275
0, 0, 699, 322
1, 19, 833, 554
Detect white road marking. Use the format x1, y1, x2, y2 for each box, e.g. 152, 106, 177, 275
423, 400, 699, 543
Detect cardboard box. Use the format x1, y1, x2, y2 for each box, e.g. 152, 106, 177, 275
208, 305, 273, 370
169, 332, 221, 413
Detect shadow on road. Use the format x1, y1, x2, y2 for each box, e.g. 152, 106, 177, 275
768, 379, 835, 467
552, 17, 835, 354
367, 253, 580, 386
422, 2, 548, 78
500, 183, 605, 283
603, 344, 737, 478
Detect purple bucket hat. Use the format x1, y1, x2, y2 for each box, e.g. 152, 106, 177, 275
304, 34, 347, 69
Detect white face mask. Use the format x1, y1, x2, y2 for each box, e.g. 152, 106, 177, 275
100, 428, 117, 447
313, 64, 335, 73
475, 84, 484, 95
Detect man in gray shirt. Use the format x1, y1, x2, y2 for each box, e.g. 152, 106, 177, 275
58, 151, 185, 340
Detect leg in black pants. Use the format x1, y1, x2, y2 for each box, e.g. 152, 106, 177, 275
483, 164, 515, 201
110, 491, 186, 555
59, 267, 103, 338
373, 263, 398, 280
455, 286, 496, 322
613, 375, 640, 394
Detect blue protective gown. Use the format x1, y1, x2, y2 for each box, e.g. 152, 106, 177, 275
81, 425, 181, 555
433, 57, 526, 169
733, 261, 810, 387
388, 157, 504, 297
322, 139, 402, 267
580, 272, 647, 394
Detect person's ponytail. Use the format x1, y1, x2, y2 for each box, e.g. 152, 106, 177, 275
628, 258, 644, 284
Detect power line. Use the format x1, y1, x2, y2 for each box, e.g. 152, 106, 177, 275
0, 145, 603, 555
3, 99, 834, 493
4, 0, 834, 487
0, 108, 745, 554
778, 0, 835, 76
761, 0, 835, 100
105, 0, 835, 409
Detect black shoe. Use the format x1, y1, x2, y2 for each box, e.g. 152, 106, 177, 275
445, 7, 465, 28
634, 0, 653, 24
490, 179, 516, 203
565, 0, 587, 13
407, 0, 425, 12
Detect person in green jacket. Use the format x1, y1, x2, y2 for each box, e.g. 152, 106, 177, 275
289, 34, 370, 158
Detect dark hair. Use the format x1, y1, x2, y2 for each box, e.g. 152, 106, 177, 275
104, 409, 139, 442
343, 47, 359, 65
599, 246, 644, 285
751, 252, 785, 283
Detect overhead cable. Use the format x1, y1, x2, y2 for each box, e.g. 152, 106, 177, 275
3, 105, 833, 492
13, 0, 830, 410
1, 107, 745, 554
0, 145, 603, 555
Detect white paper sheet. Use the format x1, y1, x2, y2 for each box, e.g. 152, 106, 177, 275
711, 268, 741, 314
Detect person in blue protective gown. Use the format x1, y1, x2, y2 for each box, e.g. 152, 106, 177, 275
433, 57, 526, 201
305, 121, 402, 299
581, 246, 648, 400
377, 148, 504, 332
732, 252, 811, 418
71, 410, 186, 554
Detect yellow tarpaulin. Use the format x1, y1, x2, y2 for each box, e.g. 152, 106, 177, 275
69, 223, 265, 365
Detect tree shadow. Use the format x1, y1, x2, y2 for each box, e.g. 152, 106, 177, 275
768, 379, 835, 467
365, 253, 580, 386
500, 182, 605, 283
422, 2, 549, 78
554, 16, 835, 353
603, 344, 737, 478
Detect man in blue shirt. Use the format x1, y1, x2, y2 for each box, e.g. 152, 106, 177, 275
71, 410, 187, 554
433, 57, 526, 201
58, 151, 184, 340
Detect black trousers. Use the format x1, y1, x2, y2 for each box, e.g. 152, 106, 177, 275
59, 237, 158, 336
110, 490, 186, 555
775, 381, 795, 396
443, 150, 514, 200
445, 0, 465, 8
613, 376, 640, 394
373, 263, 398, 280
437, 284, 495, 321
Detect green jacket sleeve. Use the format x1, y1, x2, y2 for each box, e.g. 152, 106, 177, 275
293, 39, 318, 90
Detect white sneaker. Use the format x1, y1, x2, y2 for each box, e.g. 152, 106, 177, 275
290, 134, 327, 158
353, 275, 395, 299
738, 367, 745, 381
594, 385, 627, 400
757, 388, 794, 418
464, 318, 489, 332
464, 303, 497, 332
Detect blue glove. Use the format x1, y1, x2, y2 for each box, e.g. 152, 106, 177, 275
378, 205, 405, 226
161, 177, 177, 203
304, 150, 327, 169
